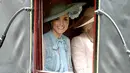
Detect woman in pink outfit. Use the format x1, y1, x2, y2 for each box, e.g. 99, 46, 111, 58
71, 7, 94, 73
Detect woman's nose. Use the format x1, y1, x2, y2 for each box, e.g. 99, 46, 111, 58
59, 20, 64, 25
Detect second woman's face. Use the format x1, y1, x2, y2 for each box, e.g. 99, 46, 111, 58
51, 14, 69, 36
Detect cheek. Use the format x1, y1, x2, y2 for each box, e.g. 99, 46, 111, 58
52, 22, 58, 28
64, 22, 69, 29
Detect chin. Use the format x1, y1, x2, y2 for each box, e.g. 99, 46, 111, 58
57, 29, 66, 34
57, 31, 64, 34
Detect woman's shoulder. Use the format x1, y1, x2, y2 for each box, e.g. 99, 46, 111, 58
43, 31, 52, 43
71, 36, 81, 43
44, 31, 50, 37
43, 31, 52, 40
72, 34, 82, 40
73, 33, 88, 39
71, 33, 88, 43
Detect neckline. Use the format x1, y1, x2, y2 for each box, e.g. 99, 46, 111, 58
49, 30, 63, 42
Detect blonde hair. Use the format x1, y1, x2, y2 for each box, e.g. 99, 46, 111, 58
82, 22, 93, 32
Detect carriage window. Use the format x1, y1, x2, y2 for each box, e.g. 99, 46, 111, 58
42, 0, 96, 73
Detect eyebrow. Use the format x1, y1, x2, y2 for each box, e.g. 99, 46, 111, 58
64, 16, 69, 19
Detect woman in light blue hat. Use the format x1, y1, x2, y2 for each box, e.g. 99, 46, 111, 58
43, 3, 85, 72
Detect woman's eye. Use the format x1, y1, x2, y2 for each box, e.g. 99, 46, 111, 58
54, 18, 59, 20
64, 18, 69, 21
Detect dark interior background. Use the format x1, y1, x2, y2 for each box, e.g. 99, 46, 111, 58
43, 0, 94, 40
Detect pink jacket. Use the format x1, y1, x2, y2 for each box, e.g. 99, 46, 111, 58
71, 33, 93, 73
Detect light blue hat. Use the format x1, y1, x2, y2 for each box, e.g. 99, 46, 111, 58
44, 3, 86, 23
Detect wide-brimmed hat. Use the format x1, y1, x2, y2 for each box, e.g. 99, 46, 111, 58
71, 7, 94, 28
44, 3, 86, 23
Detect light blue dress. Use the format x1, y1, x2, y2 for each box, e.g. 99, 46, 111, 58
43, 30, 73, 72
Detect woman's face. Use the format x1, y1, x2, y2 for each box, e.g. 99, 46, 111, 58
51, 14, 69, 37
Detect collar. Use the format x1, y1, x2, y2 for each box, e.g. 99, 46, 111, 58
49, 30, 67, 51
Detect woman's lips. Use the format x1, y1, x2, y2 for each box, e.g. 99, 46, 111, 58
57, 26, 64, 30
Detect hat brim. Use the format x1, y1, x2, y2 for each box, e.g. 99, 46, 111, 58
44, 3, 86, 23
75, 17, 94, 28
